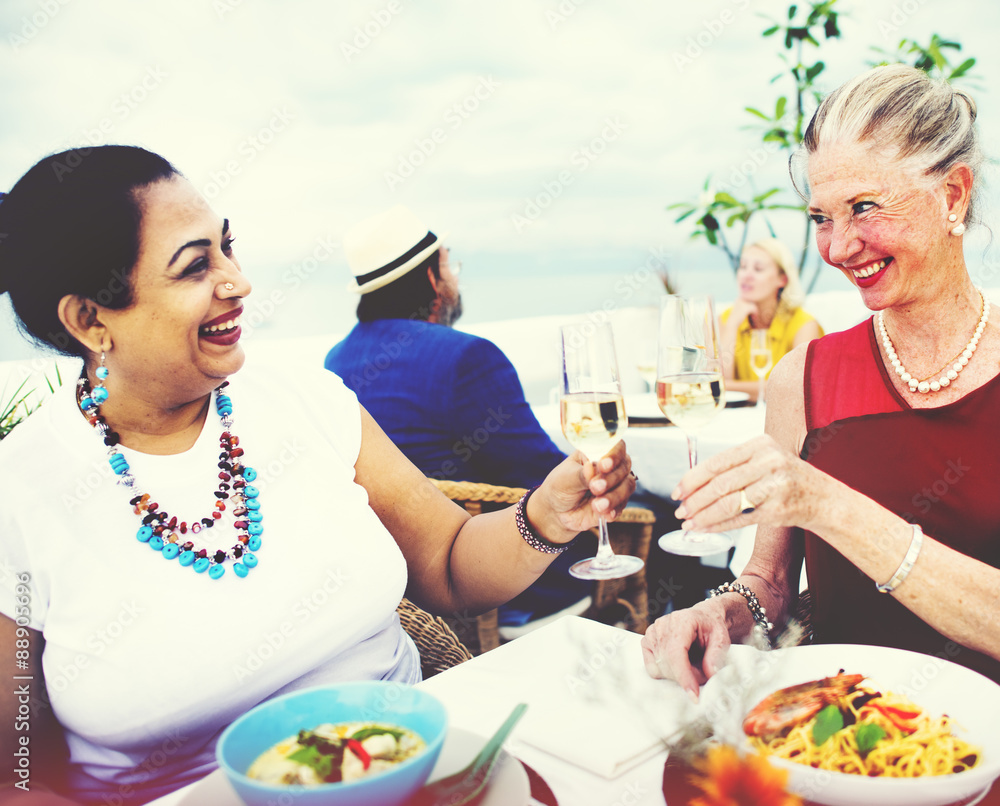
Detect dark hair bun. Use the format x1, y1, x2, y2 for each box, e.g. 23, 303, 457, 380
0, 146, 177, 355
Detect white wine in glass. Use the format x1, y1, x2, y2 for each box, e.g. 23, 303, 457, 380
749, 329, 772, 407
559, 322, 644, 580
656, 295, 734, 557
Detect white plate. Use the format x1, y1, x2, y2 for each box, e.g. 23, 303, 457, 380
700, 643, 1000, 806
625, 391, 750, 421
175, 727, 530, 806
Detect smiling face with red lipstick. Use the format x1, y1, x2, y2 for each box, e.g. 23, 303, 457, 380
96, 176, 252, 410
806, 139, 967, 313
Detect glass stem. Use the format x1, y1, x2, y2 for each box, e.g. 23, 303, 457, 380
757, 376, 765, 407
591, 516, 615, 569
686, 432, 698, 468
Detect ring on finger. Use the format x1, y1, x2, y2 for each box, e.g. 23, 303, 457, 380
738, 488, 757, 515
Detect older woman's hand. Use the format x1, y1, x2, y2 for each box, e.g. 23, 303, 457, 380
528, 440, 636, 541
641, 599, 731, 700
672, 434, 826, 535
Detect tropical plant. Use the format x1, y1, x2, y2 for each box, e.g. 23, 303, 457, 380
0, 365, 63, 441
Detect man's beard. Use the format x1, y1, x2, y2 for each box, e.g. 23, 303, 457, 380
437, 294, 463, 327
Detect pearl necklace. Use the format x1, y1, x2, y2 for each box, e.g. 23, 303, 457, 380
878, 288, 989, 394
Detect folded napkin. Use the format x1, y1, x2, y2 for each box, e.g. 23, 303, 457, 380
516, 699, 668, 779
510, 620, 695, 779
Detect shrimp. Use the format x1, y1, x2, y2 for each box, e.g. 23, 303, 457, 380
743, 673, 865, 737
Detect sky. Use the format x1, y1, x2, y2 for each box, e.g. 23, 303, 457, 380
1, 0, 999, 360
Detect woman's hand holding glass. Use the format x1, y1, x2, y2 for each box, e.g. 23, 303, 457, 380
656, 294, 734, 557
558, 322, 644, 580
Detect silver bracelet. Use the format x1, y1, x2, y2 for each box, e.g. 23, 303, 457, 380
876, 524, 924, 594
709, 581, 773, 645
515, 486, 573, 554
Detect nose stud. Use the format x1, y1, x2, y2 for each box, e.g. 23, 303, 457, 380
224, 282, 235, 291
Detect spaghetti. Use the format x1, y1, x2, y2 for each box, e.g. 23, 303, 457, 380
745, 676, 981, 777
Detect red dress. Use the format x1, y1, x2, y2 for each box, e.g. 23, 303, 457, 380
803, 319, 1000, 682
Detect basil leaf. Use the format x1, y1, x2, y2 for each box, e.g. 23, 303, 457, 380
350, 726, 405, 743
812, 704, 844, 746
855, 723, 887, 756
288, 745, 334, 780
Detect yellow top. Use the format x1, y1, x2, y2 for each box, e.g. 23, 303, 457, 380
721, 305, 824, 380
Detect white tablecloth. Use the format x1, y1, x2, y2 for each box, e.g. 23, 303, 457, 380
147, 616, 687, 806
419, 615, 686, 805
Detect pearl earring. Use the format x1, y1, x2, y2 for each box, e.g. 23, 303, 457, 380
952, 223, 966, 236
949, 214, 958, 222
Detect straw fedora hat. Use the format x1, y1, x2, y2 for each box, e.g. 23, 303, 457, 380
344, 205, 448, 294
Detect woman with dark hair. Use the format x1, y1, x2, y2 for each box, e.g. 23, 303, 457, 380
643, 65, 1000, 694
0, 146, 636, 804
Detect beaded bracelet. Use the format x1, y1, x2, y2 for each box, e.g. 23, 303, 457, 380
515, 486, 573, 554
709, 581, 773, 646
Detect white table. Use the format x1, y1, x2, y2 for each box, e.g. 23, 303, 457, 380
148, 616, 687, 806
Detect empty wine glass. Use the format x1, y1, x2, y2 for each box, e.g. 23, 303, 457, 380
749, 329, 773, 407
656, 295, 734, 557
559, 322, 644, 580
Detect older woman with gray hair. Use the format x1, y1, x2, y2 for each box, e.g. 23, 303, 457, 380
643, 64, 1000, 695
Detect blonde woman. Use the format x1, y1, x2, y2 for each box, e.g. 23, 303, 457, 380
719, 238, 824, 401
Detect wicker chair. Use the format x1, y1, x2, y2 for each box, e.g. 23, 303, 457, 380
430, 479, 656, 655
791, 589, 814, 645
396, 597, 473, 678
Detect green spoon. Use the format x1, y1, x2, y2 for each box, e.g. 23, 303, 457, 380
408, 703, 528, 806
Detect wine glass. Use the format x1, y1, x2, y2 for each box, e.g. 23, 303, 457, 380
559, 322, 644, 580
749, 329, 772, 407
655, 295, 734, 556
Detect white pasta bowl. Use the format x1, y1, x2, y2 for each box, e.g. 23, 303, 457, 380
700, 643, 1000, 806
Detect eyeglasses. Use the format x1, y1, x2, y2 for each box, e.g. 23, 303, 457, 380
443, 247, 461, 277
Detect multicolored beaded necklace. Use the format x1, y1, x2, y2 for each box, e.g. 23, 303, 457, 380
78, 373, 262, 580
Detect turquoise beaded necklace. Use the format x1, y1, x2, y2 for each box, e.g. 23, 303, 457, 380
78, 376, 263, 580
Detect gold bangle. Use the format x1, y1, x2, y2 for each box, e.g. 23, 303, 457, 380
876, 524, 924, 594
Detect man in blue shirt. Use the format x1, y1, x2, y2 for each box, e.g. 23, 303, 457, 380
325, 205, 591, 626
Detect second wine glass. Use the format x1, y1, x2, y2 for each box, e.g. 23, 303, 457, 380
559, 321, 644, 580
656, 294, 734, 557
749, 328, 773, 407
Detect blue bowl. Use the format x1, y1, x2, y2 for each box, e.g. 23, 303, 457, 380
216, 681, 448, 806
